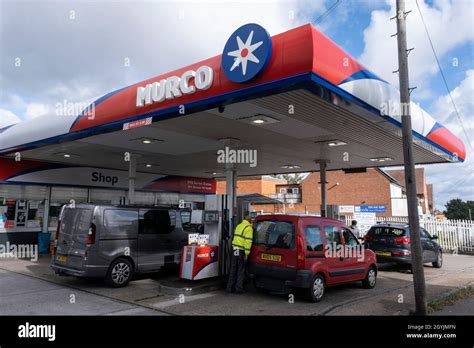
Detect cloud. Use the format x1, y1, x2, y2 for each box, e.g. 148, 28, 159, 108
0, 0, 325, 124
0, 109, 21, 128
424, 69, 474, 210
359, 0, 474, 90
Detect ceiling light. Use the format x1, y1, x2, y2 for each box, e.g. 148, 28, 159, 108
369, 157, 393, 162
130, 137, 163, 144
315, 140, 347, 147
145, 164, 152, 168
327, 140, 347, 147
238, 114, 280, 125
281, 165, 301, 170
55, 152, 80, 158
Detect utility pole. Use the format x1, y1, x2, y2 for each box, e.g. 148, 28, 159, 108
395, 0, 427, 315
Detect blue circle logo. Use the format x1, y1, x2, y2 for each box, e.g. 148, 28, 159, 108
222, 23, 272, 83
210, 250, 215, 258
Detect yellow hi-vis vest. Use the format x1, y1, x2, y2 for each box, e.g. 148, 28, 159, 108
232, 220, 253, 255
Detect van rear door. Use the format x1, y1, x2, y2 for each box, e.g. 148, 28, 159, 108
249, 219, 298, 280
54, 207, 93, 270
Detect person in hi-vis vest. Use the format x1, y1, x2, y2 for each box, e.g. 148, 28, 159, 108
226, 215, 254, 294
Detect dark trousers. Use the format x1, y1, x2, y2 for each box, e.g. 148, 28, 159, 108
226, 249, 246, 292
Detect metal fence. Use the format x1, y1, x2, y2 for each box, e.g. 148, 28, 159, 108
344, 216, 474, 254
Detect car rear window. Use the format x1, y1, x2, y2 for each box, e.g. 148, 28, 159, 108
255, 220, 295, 249
367, 226, 406, 237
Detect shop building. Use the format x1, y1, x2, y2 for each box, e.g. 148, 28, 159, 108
0, 158, 216, 245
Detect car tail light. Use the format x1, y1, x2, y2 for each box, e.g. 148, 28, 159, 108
86, 223, 96, 245
394, 237, 411, 245
296, 234, 305, 269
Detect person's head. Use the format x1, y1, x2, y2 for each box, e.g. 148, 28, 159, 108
244, 215, 252, 222
351, 220, 357, 226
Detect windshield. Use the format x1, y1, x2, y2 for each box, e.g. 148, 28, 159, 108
255, 220, 295, 249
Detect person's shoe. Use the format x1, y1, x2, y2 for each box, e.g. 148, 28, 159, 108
235, 289, 245, 294
225, 288, 235, 294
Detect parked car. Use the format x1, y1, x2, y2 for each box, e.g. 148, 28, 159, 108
247, 214, 378, 302
364, 223, 443, 268
51, 203, 188, 287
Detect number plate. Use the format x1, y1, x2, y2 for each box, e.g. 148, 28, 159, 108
260, 253, 282, 262
375, 251, 391, 257
56, 255, 67, 263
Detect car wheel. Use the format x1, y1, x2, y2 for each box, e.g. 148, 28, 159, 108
308, 274, 325, 303
105, 258, 134, 288
432, 251, 443, 268
362, 265, 377, 289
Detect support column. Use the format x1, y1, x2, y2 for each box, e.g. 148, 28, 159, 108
319, 161, 327, 218
225, 167, 237, 234
42, 186, 51, 233
128, 155, 136, 205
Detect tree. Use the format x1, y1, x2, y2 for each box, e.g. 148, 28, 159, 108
276, 173, 305, 184
444, 199, 474, 220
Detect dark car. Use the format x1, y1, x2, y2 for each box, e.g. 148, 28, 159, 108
247, 214, 378, 302
364, 223, 443, 268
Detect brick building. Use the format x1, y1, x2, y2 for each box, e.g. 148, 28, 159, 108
217, 168, 434, 217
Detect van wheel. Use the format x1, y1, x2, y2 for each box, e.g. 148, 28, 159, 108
362, 266, 377, 289
308, 274, 325, 302
432, 251, 443, 268
106, 258, 133, 288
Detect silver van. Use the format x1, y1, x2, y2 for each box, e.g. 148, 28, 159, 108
51, 204, 190, 287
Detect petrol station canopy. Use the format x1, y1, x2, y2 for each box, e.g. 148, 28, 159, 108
0, 23, 466, 179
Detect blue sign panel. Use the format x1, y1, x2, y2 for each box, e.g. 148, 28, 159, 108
355, 205, 387, 213
222, 23, 272, 83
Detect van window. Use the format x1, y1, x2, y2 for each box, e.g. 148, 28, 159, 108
103, 209, 138, 236
341, 227, 359, 247
305, 225, 323, 251
255, 220, 295, 249
139, 209, 175, 234
61, 208, 93, 235
324, 225, 342, 247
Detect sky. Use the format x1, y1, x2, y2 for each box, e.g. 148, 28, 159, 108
0, 0, 473, 210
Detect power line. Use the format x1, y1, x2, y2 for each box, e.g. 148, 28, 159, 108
314, 0, 341, 25
415, 0, 472, 151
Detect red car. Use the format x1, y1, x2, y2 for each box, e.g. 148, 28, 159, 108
247, 214, 377, 302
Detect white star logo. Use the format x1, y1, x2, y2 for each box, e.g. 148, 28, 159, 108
227, 30, 263, 76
